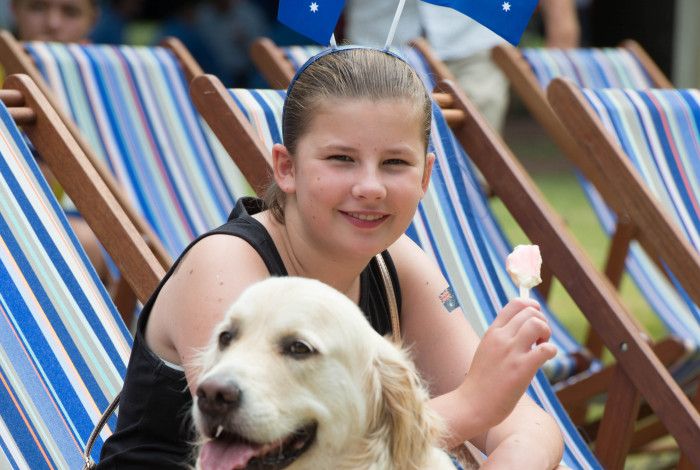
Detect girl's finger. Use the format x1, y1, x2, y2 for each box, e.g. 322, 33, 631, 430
501, 306, 548, 337
514, 317, 551, 351
492, 298, 540, 328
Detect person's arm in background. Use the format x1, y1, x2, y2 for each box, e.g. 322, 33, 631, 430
540, 0, 580, 48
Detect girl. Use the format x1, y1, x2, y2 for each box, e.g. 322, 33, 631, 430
99, 47, 564, 468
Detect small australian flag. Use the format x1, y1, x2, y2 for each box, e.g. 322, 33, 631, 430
278, 0, 346, 45
421, 0, 539, 45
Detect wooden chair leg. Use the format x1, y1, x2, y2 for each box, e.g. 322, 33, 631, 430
595, 367, 642, 469
604, 217, 637, 288
557, 337, 687, 412
677, 384, 700, 470
586, 217, 637, 357
630, 417, 671, 451
112, 275, 136, 328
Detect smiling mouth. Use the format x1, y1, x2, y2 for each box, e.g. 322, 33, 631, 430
341, 211, 390, 226
345, 212, 386, 221
198, 422, 318, 470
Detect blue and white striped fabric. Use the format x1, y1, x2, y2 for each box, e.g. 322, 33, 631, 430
227, 88, 601, 469
522, 49, 699, 374
522, 48, 654, 90
0, 102, 130, 467
24, 41, 253, 258
581, 88, 700, 380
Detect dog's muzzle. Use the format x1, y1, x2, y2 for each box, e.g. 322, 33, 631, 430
197, 376, 242, 418
195, 376, 318, 469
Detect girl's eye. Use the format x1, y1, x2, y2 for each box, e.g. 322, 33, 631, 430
328, 155, 353, 162
384, 158, 409, 165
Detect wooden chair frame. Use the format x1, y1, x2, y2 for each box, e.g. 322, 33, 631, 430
1, 74, 165, 324
189, 72, 700, 469
548, 78, 700, 469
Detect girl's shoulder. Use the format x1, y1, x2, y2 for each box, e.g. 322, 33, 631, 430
387, 234, 451, 299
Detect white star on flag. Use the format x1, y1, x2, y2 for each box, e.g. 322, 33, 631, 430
310, 2, 318, 13
502, 2, 511, 12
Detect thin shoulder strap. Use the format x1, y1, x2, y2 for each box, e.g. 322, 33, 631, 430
82, 393, 120, 469
374, 253, 401, 343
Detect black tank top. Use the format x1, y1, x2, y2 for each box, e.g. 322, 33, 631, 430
98, 197, 402, 468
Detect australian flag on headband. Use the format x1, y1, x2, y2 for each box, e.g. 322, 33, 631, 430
278, 0, 346, 45
421, 0, 539, 45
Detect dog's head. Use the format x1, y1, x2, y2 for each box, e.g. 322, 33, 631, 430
192, 277, 445, 470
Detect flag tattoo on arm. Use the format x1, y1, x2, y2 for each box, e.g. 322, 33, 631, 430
439, 286, 459, 313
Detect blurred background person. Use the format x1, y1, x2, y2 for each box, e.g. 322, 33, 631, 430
11, 0, 98, 42
195, 0, 268, 86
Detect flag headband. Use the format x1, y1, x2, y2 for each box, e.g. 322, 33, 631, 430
283, 45, 411, 130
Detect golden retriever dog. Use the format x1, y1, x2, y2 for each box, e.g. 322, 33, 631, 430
191, 276, 459, 470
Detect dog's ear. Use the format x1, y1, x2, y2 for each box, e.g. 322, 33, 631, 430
364, 342, 445, 469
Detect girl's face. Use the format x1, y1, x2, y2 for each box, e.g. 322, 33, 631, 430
12, 0, 96, 43
274, 97, 433, 259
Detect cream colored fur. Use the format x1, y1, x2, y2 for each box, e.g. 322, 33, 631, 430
192, 277, 458, 469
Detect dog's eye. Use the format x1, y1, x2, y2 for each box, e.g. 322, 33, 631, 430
282, 339, 316, 358
218, 330, 235, 349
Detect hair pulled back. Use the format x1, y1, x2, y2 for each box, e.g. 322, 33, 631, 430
265, 48, 432, 223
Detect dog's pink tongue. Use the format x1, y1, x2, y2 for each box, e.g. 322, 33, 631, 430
199, 440, 258, 470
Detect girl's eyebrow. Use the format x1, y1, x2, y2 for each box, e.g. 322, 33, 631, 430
318, 143, 356, 153
319, 142, 418, 154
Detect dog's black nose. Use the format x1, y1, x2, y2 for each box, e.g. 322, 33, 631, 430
196, 377, 242, 416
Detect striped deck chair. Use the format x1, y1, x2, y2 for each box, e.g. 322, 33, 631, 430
0, 31, 253, 261
1, 73, 164, 319
492, 43, 689, 356
189, 79, 601, 469
192, 71, 700, 467
0, 76, 163, 466
493, 45, 700, 456
549, 81, 700, 468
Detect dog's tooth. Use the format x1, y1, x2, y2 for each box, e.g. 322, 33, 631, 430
215, 425, 223, 438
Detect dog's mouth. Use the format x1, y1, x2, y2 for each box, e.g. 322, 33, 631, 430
198, 422, 318, 470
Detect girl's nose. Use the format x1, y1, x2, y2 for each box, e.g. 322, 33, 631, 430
351, 168, 387, 201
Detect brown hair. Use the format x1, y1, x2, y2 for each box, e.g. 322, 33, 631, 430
265, 48, 432, 223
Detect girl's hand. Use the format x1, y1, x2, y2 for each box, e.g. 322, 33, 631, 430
459, 299, 557, 429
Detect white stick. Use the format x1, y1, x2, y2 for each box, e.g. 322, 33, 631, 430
330, 33, 337, 48
385, 0, 406, 49
519, 286, 530, 299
